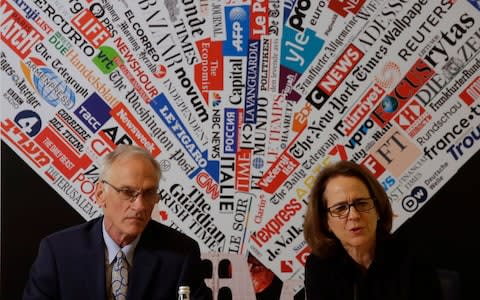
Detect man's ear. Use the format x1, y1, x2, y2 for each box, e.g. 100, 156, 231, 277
95, 181, 106, 207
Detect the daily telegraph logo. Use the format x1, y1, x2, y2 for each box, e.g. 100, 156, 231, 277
20, 57, 76, 109
224, 5, 250, 56
1, 0, 44, 59
74, 93, 111, 133
329, 0, 366, 18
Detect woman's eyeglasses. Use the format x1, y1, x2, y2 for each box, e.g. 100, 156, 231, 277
326, 198, 375, 218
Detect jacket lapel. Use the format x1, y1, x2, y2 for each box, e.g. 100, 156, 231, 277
82, 218, 107, 299
127, 230, 162, 300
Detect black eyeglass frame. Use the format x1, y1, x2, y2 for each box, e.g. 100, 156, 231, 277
101, 180, 160, 204
326, 197, 375, 218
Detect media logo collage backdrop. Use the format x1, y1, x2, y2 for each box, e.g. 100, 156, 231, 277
2, 0, 480, 294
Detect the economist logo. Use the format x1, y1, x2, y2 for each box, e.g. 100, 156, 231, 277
194, 38, 224, 103
1, 0, 44, 59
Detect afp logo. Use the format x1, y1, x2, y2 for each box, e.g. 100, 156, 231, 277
224, 6, 250, 56
401, 186, 428, 212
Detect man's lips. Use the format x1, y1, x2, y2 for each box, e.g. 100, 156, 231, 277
125, 216, 145, 222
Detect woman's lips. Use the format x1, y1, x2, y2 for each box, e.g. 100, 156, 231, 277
350, 227, 363, 233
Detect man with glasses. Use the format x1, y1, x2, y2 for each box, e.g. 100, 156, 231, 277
303, 160, 443, 300
23, 145, 212, 300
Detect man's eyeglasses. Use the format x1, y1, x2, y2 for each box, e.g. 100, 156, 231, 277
102, 180, 160, 204
326, 198, 375, 218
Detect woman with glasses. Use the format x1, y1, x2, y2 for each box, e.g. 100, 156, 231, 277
303, 160, 443, 300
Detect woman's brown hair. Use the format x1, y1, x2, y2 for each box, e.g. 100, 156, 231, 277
303, 160, 393, 257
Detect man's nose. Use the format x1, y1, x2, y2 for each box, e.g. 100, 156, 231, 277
131, 193, 148, 209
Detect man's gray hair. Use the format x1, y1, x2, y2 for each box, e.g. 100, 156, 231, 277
98, 144, 161, 181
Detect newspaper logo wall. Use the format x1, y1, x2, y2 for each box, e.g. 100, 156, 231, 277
1, 0, 479, 297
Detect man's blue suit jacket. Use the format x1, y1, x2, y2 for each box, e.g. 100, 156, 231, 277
23, 217, 212, 300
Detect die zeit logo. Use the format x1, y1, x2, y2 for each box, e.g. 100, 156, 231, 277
1, 0, 44, 59
250, 198, 302, 248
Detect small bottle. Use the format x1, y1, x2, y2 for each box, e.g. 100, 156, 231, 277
178, 285, 190, 300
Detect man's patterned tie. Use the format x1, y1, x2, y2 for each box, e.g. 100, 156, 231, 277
112, 250, 128, 300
